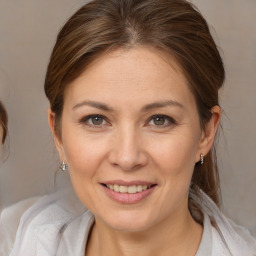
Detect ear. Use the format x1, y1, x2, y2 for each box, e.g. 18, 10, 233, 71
196, 105, 221, 161
47, 108, 66, 162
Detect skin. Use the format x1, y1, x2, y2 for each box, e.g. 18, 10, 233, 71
49, 47, 220, 256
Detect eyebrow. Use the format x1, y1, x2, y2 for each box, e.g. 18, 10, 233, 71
141, 100, 184, 112
72, 99, 184, 112
72, 100, 114, 111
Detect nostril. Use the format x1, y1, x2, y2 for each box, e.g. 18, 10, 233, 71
108, 153, 146, 171
111, 151, 148, 169
107, 135, 148, 170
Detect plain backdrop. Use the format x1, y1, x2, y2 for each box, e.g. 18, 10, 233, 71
0, 0, 255, 234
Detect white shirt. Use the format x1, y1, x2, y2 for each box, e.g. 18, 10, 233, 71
0, 188, 255, 256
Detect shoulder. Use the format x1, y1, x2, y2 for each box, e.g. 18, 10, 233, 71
192, 189, 256, 255
210, 213, 256, 255
0, 197, 41, 255
211, 220, 256, 256
201, 212, 256, 255
211, 226, 231, 255
5, 188, 89, 256
228, 219, 256, 253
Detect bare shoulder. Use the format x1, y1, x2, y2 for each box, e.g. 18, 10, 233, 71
0, 197, 41, 255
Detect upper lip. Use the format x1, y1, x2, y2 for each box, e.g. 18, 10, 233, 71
101, 180, 156, 186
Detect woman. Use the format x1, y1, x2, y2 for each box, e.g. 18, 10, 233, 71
1, 0, 256, 255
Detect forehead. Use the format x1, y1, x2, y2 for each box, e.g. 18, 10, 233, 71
64, 46, 196, 111
82, 46, 184, 84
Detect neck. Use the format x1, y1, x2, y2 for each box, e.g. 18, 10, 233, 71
86, 209, 203, 256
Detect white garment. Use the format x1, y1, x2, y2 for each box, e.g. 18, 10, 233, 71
0, 188, 255, 256
0, 197, 40, 255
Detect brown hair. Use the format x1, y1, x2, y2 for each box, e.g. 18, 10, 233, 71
45, 0, 225, 214
0, 101, 8, 144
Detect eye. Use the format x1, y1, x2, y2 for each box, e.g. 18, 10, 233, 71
80, 114, 108, 127
90, 116, 105, 125
148, 115, 176, 127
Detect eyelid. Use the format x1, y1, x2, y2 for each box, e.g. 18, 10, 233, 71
147, 114, 177, 127
79, 114, 176, 128
79, 114, 110, 127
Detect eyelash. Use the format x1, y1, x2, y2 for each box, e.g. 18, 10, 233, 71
79, 114, 109, 128
79, 114, 177, 128
147, 115, 177, 128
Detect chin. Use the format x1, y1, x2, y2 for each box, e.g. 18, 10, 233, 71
97, 210, 157, 232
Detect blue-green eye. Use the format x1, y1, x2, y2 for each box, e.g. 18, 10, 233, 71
148, 115, 176, 127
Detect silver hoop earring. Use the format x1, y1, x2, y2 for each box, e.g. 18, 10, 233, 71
200, 154, 204, 165
60, 160, 68, 171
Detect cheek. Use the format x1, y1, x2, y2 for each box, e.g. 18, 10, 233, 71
61, 131, 107, 206
61, 125, 114, 190
149, 131, 199, 176
63, 135, 104, 176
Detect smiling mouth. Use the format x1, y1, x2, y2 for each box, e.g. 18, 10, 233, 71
103, 184, 156, 194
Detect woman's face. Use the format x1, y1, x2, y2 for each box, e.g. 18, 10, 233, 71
52, 47, 212, 232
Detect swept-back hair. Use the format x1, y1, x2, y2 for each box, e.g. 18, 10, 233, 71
44, 0, 225, 221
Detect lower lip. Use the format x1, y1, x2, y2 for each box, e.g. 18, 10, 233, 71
102, 185, 156, 204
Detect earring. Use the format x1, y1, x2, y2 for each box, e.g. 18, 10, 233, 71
200, 154, 204, 165
60, 160, 68, 171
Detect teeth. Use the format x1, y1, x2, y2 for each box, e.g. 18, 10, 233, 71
106, 184, 152, 193
119, 185, 128, 193
113, 184, 119, 192
128, 185, 137, 194
137, 185, 143, 192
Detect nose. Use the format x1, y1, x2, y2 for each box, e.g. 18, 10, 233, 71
108, 125, 148, 171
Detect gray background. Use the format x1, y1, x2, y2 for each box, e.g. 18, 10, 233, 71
0, 0, 255, 234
